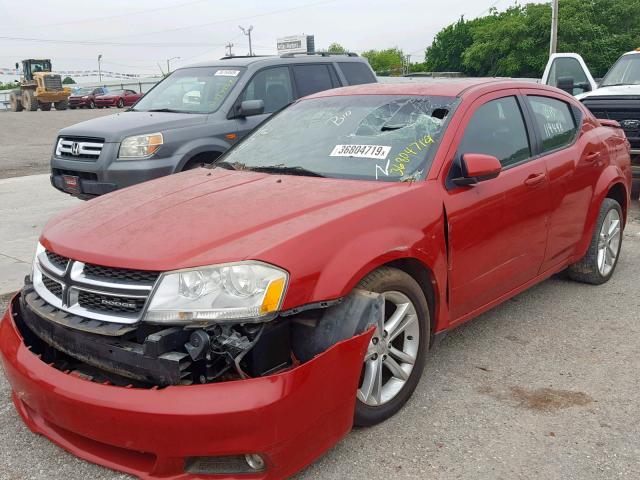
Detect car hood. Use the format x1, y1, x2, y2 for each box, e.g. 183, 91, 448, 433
42, 169, 404, 273
57, 111, 207, 141
577, 84, 640, 100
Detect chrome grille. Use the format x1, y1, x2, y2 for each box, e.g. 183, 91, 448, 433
56, 136, 104, 160
33, 248, 160, 325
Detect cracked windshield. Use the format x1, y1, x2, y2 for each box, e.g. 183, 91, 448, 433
219, 95, 459, 181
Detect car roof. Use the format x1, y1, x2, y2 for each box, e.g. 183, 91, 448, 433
304, 79, 552, 99
184, 53, 368, 69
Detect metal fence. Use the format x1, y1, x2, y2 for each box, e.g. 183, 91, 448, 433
0, 80, 161, 110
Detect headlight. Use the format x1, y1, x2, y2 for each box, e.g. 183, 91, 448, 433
82, 96, 88, 99
118, 132, 163, 159
144, 261, 288, 324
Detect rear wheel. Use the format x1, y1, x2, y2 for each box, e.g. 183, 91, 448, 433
354, 267, 430, 426
89, 100, 95, 109
54, 100, 68, 110
9, 91, 23, 112
22, 89, 38, 111
117, 99, 124, 108
40, 102, 52, 111
568, 198, 623, 285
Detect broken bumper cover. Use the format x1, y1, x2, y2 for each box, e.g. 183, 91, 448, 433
0, 294, 372, 479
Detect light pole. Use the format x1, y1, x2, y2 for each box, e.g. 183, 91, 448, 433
239, 25, 254, 56
167, 56, 180, 74
98, 54, 103, 83
550, 0, 559, 56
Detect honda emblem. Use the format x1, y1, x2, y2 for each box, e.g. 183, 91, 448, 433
71, 142, 80, 156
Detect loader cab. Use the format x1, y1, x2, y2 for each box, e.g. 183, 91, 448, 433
18, 59, 52, 82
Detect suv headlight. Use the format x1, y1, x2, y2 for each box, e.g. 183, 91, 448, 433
118, 132, 163, 159
144, 261, 288, 324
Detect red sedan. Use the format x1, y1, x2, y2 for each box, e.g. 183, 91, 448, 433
94, 88, 142, 108
0, 80, 631, 479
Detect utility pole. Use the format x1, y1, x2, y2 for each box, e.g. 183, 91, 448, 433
239, 25, 254, 56
166, 56, 180, 74
225, 42, 234, 57
98, 54, 102, 83
550, 0, 559, 56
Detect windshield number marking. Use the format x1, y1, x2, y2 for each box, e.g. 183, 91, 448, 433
215, 70, 240, 76
330, 144, 391, 160
390, 135, 435, 176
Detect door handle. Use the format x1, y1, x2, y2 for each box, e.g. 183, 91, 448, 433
584, 151, 601, 162
524, 172, 546, 187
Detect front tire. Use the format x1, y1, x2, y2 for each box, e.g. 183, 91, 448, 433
568, 198, 623, 285
117, 99, 124, 108
89, 101, 95, 109
354, 267, 430, 426
55, 100, 68, 110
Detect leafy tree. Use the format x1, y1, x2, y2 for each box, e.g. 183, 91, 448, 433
0, 80, 19, 91
423, 0, 640, 78
62, 76, 76, 84
362, 47, 405, 76
327, 42, 347, 53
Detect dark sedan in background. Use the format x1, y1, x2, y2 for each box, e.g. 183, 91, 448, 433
68, 87, 109, 109
94, 89, 142, 108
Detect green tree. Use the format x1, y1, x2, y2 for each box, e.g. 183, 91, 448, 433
327, 42, 347, 53
62, 76, 76, 84
424, 17, 475, 73
361, 47, 405, 76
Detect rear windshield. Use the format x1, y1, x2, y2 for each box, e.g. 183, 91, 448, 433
220, 94, 459, 182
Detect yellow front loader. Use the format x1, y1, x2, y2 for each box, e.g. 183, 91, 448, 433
9, 59, 71, 111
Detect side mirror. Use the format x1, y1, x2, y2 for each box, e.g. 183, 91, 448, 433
556, 76, 575, 95
237, 99, 265, 117
15, 62, 19, 70
452, 153, 502, 187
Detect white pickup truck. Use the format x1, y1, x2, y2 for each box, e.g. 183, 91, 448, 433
542, 50, 640, 198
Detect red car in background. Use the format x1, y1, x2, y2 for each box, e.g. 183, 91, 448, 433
0, 80, 632, 479
94, 88, 142, 108
68, 86, 109, 109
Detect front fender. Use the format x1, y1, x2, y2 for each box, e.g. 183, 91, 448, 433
173, 138, 232, 171
573, 166, 629, 260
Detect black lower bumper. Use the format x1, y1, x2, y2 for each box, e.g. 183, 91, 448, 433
50, 173, 116, 198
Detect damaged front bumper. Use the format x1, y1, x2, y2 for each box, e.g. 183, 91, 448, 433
0, 293, 373, 479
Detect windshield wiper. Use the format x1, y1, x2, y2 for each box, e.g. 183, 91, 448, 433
205, 160, 241, 170
248, 165, 325, 177
144, 108, 193, 113
600, 83, 638, 87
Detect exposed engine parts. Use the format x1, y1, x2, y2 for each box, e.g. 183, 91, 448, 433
18, 287, 383, 389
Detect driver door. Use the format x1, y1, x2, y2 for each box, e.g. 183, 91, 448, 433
444, 92, 551, 323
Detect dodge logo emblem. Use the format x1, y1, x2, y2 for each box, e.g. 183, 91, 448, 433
620, 119, 640, 130
71, 142, 80, 156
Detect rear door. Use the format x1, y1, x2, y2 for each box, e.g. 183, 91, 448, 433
542, 53, 598, 96
521, 89, 606, 270
444, 91, 551, 322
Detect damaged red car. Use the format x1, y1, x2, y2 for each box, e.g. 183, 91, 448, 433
0, 80, 632, 479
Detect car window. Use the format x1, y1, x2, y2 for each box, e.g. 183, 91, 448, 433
547, 57, 590, 94
242, 66, 294, 114
458, 96, 531, 168
528, 96, 578, 153
338, 62, 376, 85
292, 64, 335, 98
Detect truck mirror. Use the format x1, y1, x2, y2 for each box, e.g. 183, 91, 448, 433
556, 76, 575, 95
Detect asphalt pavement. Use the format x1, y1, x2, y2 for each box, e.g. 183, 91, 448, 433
0, 108, 116, 179
0, 193, 639, 479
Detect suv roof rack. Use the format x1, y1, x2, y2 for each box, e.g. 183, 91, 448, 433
219, 55, 273, 60
279, 52, 359, 58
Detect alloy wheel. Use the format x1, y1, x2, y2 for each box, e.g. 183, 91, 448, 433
597, 208, 621, 277
357, 291, 420, 406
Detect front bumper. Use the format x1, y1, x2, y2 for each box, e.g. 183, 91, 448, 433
51, 145, 180, 197
95, 99, 118, 107
0, 293, 372, 479
69, 98, 90, 107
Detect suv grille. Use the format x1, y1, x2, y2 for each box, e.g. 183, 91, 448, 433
34, 249, 161, 325
44, 75, 63, 91
56, 136, 104, 160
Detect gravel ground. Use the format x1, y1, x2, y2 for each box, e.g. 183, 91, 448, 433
1, 204, 639, 480
0, 109, 116, 179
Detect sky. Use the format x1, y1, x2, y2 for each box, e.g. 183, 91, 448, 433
0, 0, 541, 82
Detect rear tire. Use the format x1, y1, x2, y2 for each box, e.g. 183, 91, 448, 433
40, 103, 52, 111
117, 99, 124, 108
89, 101, 95, 109
54, 100, 68, 110
9, 91, 23, 112
567, 198, 623, 285
354, 267, 430, 427
22, 89, 38, 111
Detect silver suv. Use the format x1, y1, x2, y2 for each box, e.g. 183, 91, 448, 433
50, 53, 377, 198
